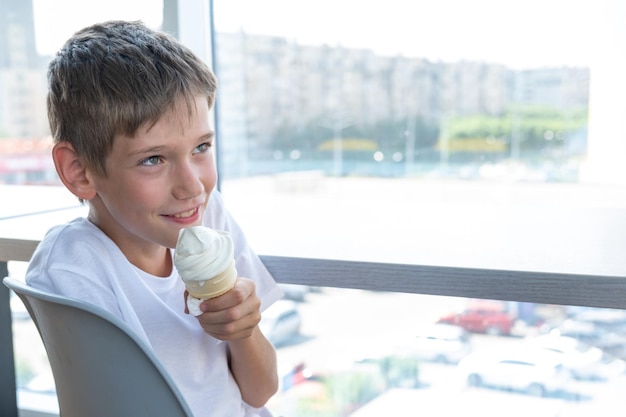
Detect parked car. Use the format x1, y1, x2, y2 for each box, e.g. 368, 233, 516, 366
438, 300, 516, 336
394, 323, 472, 364
523, 334, 626, 381
260, 300, 302, 347
570, 308, 626, 333
278, 283, 310, 302
552, 319, 626, 360
457, 346, 572, 397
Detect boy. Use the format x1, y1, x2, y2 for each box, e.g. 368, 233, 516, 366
25, 20, 283, 417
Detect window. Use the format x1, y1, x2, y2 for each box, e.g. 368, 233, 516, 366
212, 0, 626, 415
3, 1, 626, 416
212, 0, 626, 275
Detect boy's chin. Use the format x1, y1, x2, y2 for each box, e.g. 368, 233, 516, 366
169, 223, 202, 246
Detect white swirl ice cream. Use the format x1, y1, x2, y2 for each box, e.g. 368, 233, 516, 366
174, 226, 237, 314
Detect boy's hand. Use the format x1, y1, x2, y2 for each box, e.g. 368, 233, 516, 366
188, 278, 262, 341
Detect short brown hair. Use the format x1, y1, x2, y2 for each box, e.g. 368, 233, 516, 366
47, 20, 218, 175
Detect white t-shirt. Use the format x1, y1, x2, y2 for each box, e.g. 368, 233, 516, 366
26, 190, 283, 417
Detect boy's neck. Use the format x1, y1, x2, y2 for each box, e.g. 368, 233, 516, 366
131, 248, 173, 277
86, 210, 174, 277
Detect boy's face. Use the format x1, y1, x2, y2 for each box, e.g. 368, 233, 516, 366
87, 96, 217, 263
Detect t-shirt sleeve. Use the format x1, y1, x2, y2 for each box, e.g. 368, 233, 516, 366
203, 190, 283, 311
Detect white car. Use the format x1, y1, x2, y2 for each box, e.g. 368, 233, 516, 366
457, 346, 572, 397
260, 300, 302, 347
278, 283, 310, 302
552, 319, 626, 359
571, 308, 626, 332
523, 334, 626, 381
395, 323, 472, 364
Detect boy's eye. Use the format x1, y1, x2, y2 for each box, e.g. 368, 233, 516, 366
193, 142, 212, 154
140, 155, 162, 166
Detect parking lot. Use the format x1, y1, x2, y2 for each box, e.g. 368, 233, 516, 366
268, 286, 626, 416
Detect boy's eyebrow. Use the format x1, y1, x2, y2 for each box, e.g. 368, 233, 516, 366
129, 145, 167, 157
129, 132, 215, 156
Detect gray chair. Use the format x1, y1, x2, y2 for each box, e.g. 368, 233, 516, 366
3, 277, 193, 417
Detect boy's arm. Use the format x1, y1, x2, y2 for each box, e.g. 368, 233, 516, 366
193, 278, 279, 407
228, 326, 279, 407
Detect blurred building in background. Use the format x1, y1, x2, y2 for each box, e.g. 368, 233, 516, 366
0, 0, 48, 139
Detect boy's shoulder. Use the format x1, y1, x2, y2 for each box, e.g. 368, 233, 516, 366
35, 217, 122, 265
27, 217, 136, 290
42, 217, 100, 244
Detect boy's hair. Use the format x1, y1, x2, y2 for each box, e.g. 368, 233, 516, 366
47, 20, 218, 176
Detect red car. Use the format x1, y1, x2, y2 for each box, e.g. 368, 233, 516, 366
438, 300, 516, 336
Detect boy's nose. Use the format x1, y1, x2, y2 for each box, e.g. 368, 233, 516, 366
172, 162, 204, 199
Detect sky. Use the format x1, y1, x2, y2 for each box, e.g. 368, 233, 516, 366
32, 0, 624, 69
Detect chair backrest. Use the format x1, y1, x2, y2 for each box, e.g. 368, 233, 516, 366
3, 277, 193, 417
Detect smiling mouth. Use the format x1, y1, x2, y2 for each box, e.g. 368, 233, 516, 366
171, 208, 197, 218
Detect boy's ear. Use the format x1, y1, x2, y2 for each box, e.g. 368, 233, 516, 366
52, 142, 97, 201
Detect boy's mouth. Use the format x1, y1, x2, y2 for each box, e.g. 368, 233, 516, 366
170, 208, 198, 219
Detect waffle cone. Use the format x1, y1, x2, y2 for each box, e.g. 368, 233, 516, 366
185, 260, 237, 299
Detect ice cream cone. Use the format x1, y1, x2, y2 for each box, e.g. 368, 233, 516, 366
184, 259, 237, 299
174, 226, 237, 315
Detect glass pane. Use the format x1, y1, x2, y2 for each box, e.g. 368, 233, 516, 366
8, 261, 58, 414
264, 287, 626, 416
213, 0, 626, 276
0, 0, 163, 186
212, 1, 626, 416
